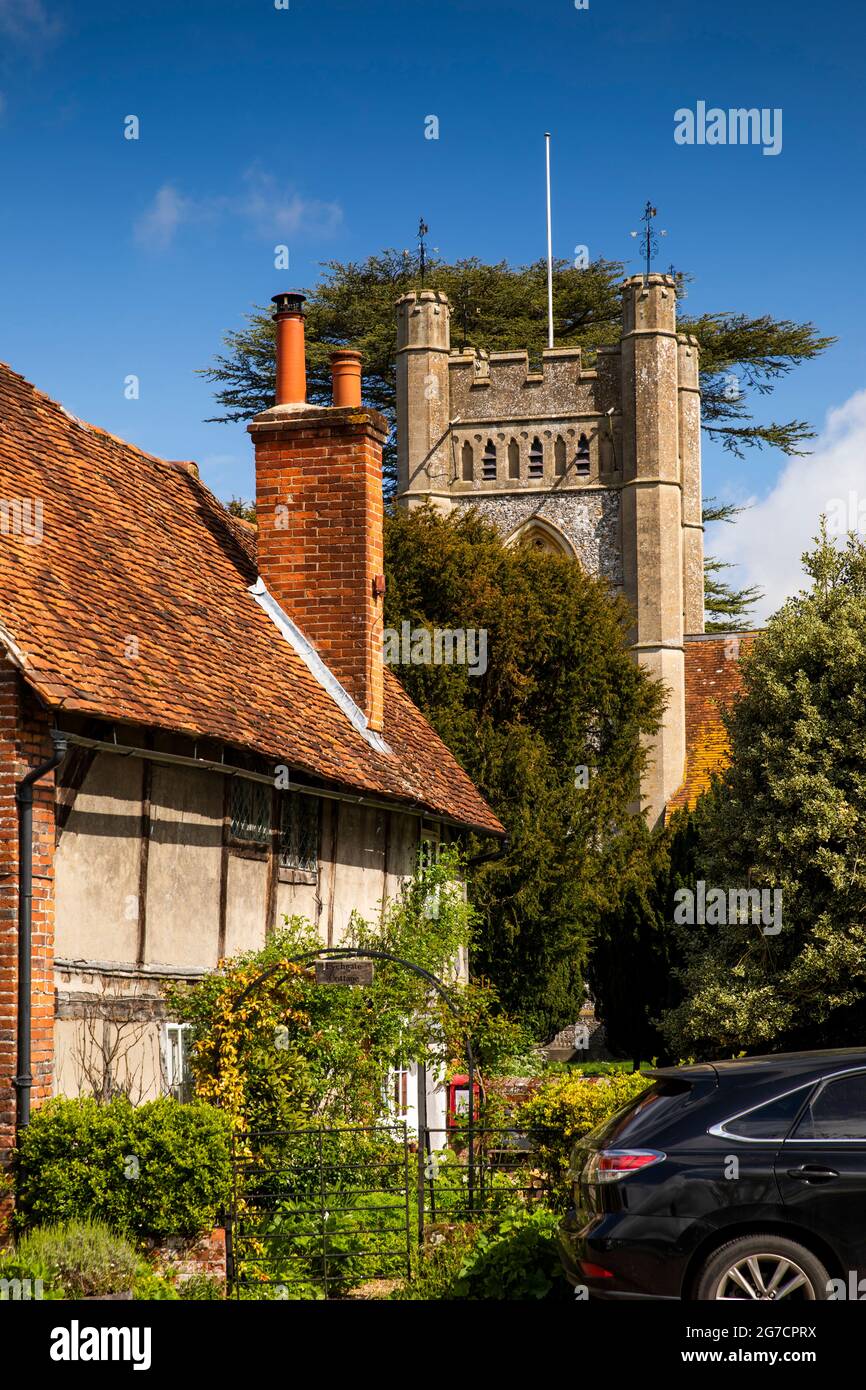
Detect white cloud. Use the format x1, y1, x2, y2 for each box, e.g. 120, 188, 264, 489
134, 169, 342, 251
710, 387, 866, 623
238, 163, 342, 239
134, 185, 203, 251
0, 0, 61, 47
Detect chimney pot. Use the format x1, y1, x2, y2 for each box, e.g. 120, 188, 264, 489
330, 349, 363, 408
272, 290, 307, 406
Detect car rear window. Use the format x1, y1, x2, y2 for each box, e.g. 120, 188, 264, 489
791, 1071, 866, 1140
587, 1079, 691, 1146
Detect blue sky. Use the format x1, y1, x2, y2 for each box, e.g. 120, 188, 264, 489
1, 0, 863, 609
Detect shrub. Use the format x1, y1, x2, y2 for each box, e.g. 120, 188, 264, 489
5, 1220, 137, 1299
176, 1273, 224, 1300
391, 1207, 569, 1301
133, 1264, 179, 1300
453, 1206, 569, 1300
15, 1096, 232, 1239
390, 1227, 474, 1301
516, 1071, 652, 1196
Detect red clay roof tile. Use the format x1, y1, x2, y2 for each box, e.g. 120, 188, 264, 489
0, 362, 503, 836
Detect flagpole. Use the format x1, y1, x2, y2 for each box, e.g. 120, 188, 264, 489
545, 132, 554, 349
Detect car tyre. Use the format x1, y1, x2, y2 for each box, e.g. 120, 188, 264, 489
694, 1234, 831, 1301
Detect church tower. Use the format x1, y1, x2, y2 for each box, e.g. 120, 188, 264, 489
395, 273, 704, 824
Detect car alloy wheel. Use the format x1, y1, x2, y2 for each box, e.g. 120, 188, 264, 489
694, 1234, 830, 1301
716, 1253, 815, 1301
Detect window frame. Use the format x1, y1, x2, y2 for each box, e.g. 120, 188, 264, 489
788, 1068, 866, 1143
163, 1022, 193, 1103
708, 1067, 866, 1144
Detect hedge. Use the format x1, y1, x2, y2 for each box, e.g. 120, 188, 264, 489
14, 1096, 232, 1239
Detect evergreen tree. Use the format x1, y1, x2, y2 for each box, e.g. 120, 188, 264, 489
662, 525, 866, 1056
383, 505, 664, 1038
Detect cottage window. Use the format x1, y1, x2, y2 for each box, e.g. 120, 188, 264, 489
229, 778, 271, 844
528, 437, 544, 478
482, 439, 497, 480
279, 792, 320, 872
164, 1023, 193, 1103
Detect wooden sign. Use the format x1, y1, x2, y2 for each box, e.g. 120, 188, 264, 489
314, 959, 375, 986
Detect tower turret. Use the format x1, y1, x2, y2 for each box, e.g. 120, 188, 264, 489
396, 290, 453, 508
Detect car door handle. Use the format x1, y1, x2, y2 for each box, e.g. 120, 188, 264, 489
786, 1165, 840, 1182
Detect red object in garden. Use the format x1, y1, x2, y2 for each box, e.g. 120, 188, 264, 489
447, 1075, 481, 1128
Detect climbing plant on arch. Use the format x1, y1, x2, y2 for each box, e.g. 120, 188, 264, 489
165, 849, 526, 1137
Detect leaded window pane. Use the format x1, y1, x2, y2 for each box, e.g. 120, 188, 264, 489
230, 779, 271, 843
279, 793, 319, 871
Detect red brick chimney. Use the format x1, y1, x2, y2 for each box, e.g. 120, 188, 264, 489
248, 292, 388, 732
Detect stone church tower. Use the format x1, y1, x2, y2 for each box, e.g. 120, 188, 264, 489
395, 273, 704, 825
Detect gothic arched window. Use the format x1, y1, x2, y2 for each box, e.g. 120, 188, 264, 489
554, 436, 567, 476
529, 437, 544, 478
482, 439, 497, 481
461, 440, 474, 481
508, 438, 520, 479
576, 432, 591, 474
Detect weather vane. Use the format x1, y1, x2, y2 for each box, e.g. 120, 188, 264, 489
418, 217, 429, 288
630, 201, 667, 280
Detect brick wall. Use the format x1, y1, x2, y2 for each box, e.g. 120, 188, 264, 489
0, 658, 57, 1164
250, 406, 389, 732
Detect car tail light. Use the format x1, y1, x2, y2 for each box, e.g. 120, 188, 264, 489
579, 1261, 614, 1279
584, 1148, 665, 1183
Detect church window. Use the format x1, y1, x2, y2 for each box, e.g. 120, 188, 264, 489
461, 440, 473, 481
508, 438, 520, 479
482, 439, 497, 480
528, 437, 544, 478
554, 436, 567, 476
576, 433, 591, 474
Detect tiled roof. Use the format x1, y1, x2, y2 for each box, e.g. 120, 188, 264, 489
0, 363, 503, 836
667, 632, 758, 815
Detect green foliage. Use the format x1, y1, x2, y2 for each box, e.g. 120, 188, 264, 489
384, 505, 664, 1036
663, 526, 866, 1055
168, 850, 520, 1135
176, 1273, 224, 1300
390, 1227, 474, 1301
133, 1264, 179, 1300
452, 1205, 570, 1300
587, 810, 701, 1065
3, 1220, 138, 1299
517, 1072, 652, 1197
391, 1207, 568, 1301
14, 1096, 231, 1239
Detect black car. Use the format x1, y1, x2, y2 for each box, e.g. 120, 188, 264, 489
559, 1048, 866, 1300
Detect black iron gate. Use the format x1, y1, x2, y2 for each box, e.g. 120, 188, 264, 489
229, 1124, 413, 1299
